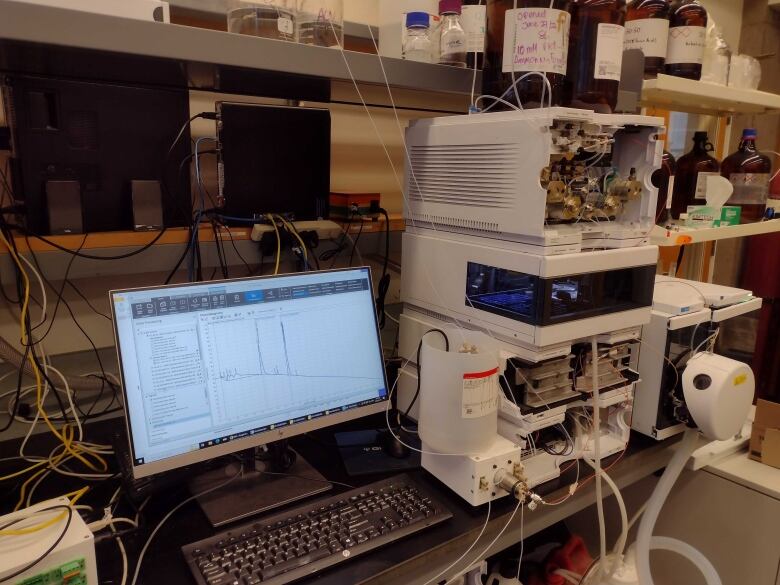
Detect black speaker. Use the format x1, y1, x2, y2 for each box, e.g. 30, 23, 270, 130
45, 180, 83, 234
5, 75, 192, 234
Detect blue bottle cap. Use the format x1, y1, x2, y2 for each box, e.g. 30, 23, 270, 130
742, 128, 758, 139
406, 11, 430, 28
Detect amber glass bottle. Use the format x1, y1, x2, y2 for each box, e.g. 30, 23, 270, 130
652, 150, 676, 224
565, 0, 627, 113
665, 0, 707, 80
484, 0, 572, 108
624, 0, 671, 77
722, 128, 773, 223
670, 131, 719, 220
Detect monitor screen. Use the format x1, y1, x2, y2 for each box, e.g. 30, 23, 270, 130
111, 268, 387, 478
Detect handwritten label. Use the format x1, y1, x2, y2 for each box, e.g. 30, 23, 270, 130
728, 173, 770, 205
501, 8, 570, 75
462, 5, 487, 53
624, 17, 669, 59
666, 25, 706, 65
594, 23, 625, 81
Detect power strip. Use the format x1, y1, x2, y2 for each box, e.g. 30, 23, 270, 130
250, 220, 344, 242
0, 497, 98, 584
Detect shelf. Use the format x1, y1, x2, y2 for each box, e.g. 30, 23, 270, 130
2, 225, 253, 255
650, 219, 780, 247
641, 74, 780, 116
0, 0, 475, 110
335, 214, 406, 234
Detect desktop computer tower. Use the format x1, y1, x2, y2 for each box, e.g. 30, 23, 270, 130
216, 102, 330, 223
3, 75, 192, 234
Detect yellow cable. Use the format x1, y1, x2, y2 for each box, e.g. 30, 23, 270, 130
0, 231, 107, 473
276, 215, 307, 264
1, 487, 90, 536
270, 217, 281, 275
0, 460, 48, 482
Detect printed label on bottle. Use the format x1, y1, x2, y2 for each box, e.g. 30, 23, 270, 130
695, 171, 719, 201
624, 18, 669, 59
728, 173, 770, 205
277, 17, 294, 35
502, 8, 570, 75
462, 367, 499, 419
462, 5, 486, 53
665, 176, 675, 209
666, 25, 706, 65
594, 23, 625, 81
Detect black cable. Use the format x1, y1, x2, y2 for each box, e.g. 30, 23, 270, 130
0, 505, 73, 584
348, 213, 364, 267
0, 344, 30, 433
403, 329, 451, 419
319, 215, 352, 264
65, 279, 112, 322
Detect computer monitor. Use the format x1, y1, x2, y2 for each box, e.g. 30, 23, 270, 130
110, 268, 388, 483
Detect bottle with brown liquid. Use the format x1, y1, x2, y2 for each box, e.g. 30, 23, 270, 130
565, 0, 627, 113
624, 0, 671, 77
670, 131, 719, 220
463, 0, 487, 69
665, 0, 707, 80
652, 149, 676, 224
722, 128, 773, 223
484, 0, 572, 108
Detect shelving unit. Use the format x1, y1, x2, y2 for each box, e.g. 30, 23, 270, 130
641, 74, 780, 116
651, 220, 780, 247
0, 0, 475, 111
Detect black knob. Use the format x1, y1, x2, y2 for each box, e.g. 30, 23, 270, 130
693, 374, 712, 390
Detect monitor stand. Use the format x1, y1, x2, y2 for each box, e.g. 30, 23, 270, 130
188, 446, 332, 528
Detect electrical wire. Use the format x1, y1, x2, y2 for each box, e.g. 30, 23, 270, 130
129, 465, 244, 585
402, 329, 450, 419
0, 505, 73, 584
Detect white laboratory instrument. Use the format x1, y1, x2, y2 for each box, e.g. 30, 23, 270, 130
0, 497, 98, 584
404, 108, 664, 254
399, 109, 662, 505
632, 275, 762, 440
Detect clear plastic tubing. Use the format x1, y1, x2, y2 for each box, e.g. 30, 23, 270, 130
636, 429, 722, 585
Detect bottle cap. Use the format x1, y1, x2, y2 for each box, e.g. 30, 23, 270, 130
742, 128, 758, 139
406, 11, 430, 28
439, 0, 462, 14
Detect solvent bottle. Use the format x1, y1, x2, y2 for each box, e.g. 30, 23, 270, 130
484, 0, 572, 109
665, 0, 707, 80
722, 128, 773, 223
624, 0, 671, 77
463, 0, 487, 69
670, 131, 719, 220
565, 0, 627, 113
439, 0, 468, 68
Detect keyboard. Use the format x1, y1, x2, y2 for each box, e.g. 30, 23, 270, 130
182, 474, 452, 585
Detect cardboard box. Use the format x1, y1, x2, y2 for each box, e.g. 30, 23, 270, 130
749, 399, 780, 469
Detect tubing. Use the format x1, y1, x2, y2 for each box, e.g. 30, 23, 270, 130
591, 337, 607, 581
649, 537, 722, 585
636, 429, 701, 585
583, 458, 628, 578
0, 334, 106, 393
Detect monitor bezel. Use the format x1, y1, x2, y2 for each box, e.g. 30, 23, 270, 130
109, 267, 388, 479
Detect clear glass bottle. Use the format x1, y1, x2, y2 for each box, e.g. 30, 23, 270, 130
652, 149, 676, 224
670, 131, 719, 220
485, 0, 572, 109
463, 0, 487, 69
665, 0, 707, 80
297, 0, 344, 47
439, 0, 468, 68
722, 128, 773, 223
226, 0, 296, 41
403, 12, 435, 63
624, 0, 671, 77
565, 0, 627, 114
